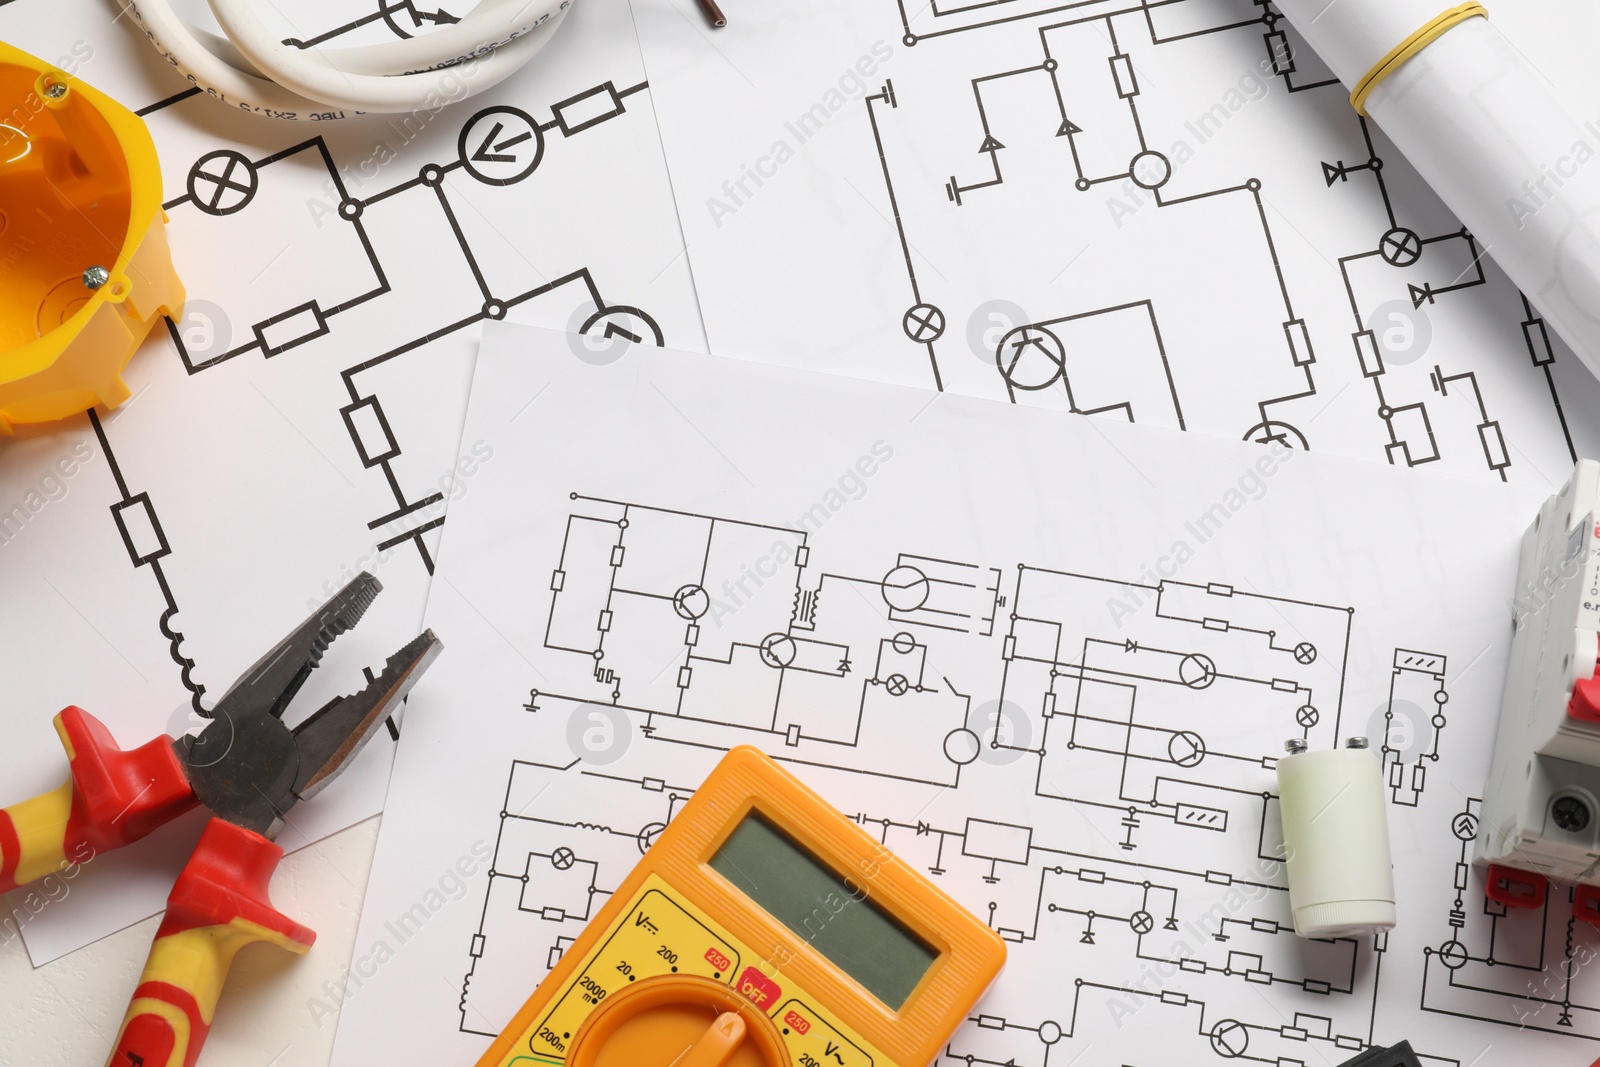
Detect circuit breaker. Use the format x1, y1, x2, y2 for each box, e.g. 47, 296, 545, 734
1477, 460, 1600, 920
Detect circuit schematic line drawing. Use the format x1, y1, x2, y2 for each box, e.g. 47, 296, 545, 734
3, 0, 687, 745
842, 0, 1590, 481
452, 491, 1484, 1063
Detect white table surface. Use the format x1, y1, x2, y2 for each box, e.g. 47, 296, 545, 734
6, 3, 1600, 1066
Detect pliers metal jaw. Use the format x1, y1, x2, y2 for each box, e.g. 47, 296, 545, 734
0, 573, 442, 1067
178, 572, 439, 839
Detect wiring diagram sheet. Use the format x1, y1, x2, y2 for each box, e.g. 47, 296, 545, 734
0, 0, 700, 963
632, 0, 1600, 487
329, 322, 1579, 1067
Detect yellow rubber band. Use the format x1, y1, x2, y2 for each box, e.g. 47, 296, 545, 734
1349, 3, 1489, 116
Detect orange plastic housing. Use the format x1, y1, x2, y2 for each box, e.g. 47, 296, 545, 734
565, 975, 789, 1067
479, 746, 1006, 1067
0, 42, 183, 432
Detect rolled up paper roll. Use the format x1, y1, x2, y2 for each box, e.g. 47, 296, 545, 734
1275, 1, 1600, 379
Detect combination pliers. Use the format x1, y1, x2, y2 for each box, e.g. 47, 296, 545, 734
0, 572, 441, 1067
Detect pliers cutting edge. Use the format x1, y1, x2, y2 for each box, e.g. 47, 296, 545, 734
0, 573, 442, 1067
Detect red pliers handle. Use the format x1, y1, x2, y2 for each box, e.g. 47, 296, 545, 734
109, 819, 315, 1067
0, 706, 194, 894
1, 574, 441, 1067
1, 708, 313, 1067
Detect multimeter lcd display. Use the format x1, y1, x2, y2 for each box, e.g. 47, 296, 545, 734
709, 811, 939, 1009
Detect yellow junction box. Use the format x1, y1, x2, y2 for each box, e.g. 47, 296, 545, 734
0, 42, 184, 433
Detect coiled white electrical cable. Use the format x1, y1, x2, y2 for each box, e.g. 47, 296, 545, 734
125, 0, 574, 120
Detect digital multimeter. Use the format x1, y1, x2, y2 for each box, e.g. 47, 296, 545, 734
477, 746, 1005, 1067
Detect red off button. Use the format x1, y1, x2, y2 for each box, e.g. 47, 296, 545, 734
735, 967, 781, 1009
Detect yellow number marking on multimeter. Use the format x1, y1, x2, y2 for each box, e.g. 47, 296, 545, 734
478, 746, 1006, 1067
